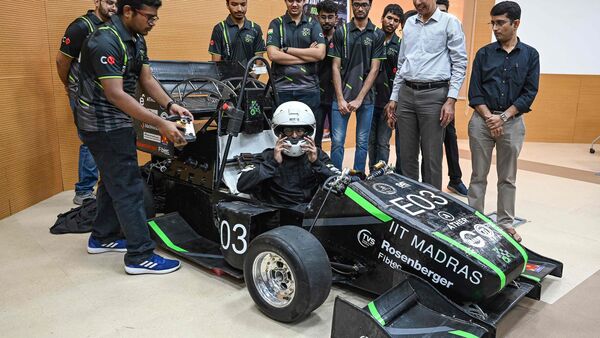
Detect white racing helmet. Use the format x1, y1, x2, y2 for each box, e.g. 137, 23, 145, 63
272, 101, 316, 157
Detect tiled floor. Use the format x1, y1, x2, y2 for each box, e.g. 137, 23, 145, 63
1, 142, 599, 337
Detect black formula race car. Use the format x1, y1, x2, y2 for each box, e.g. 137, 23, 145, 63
135, 58, 562, 338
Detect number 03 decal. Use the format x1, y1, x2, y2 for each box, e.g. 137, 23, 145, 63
220, 220, 248, 254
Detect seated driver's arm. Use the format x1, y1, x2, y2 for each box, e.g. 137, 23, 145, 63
237, 150, 280, 194
311, 150, 341, 183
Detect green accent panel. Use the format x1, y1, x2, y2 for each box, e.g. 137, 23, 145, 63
367, 302, 386, 326
433, 232, 506, 290
148, 221, 189, 253
284, 76, 294, 82
345, 83, 353, 90
449, 330, 479, 338
78, 99, 90, 107
300, 66, 307, 73
97, 76, 123, 80
475, 211, 528, 271
345, 188, 392, 222
521, 273, 541, 282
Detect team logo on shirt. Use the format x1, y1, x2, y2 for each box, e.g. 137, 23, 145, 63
100, 55, 116, 65
244, 34, 255, 43
62, 36, 71, 45
363, 37, 372, 46
302, 27, 311, 37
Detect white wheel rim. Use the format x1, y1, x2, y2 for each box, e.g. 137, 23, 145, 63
252, 251, 296, 308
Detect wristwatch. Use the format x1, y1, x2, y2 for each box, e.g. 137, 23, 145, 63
282, 47, 289, 53
165, 100, 176, 113
500, 112, 509, 123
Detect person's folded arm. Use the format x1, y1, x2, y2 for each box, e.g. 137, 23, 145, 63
286, 43, 326, 62
267, 45, 305, 65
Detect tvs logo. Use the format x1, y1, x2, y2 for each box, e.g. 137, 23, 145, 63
100, 55, 116, 65
373, 183, 397, 195
210, 39, 215, 46
357, 229, 376, 248
62, 36, 71, 45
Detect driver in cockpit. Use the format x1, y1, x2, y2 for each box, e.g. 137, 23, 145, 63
237, 101, 339, 212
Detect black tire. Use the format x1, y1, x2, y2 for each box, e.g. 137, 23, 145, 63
243, 226, 332, 323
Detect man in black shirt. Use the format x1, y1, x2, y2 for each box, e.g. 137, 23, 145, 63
314, 0, 338, 148
266, 0, 327, 116
56, 0, 117, 205
77, 0, 193, 274
368, 4, 403, 170
208, 0, 266, 67
329, 0, 385, 172
467, 1, 540, 242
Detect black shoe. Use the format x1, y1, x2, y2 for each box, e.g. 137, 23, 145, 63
447, 181, 468, 197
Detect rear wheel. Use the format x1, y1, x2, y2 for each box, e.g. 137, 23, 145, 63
244, 226, 332, 323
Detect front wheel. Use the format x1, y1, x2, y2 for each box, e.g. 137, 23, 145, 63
243, 226, 332, 323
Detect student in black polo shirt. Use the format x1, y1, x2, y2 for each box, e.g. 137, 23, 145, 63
266, 0, 327, 116
77, 0, 193, 274
314, 0, 338, 148
329, 0, 385, 172
467, 1, 540, 243
368, 4, 403, 171
208, 0, 266, 67
56, 0, 117, 206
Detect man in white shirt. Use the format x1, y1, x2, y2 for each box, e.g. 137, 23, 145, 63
386, 0, 467, 189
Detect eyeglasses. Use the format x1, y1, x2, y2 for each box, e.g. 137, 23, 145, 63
282, 127, 306, 137
135, 9, 159, 24
488, 19, 509, 28
352, 2, 371, 8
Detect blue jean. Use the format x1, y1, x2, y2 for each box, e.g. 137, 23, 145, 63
331, 101, 374, 172
277, 88, 321, 119
79, 127, 155, 265
70, 98, 98, 195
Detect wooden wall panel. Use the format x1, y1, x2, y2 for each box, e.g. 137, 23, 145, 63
574, 76, 600, 143
0, 0, 64, 217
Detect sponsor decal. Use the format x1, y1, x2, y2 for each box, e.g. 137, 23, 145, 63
357, 229, 376, 248
329, 42, 334, 49
142, 123, 159, 131
244, 34, 254, 43
437, 211, 455, 222
526, 263, 544, 273
136, 141, 157, 152
143, 132, 161, 143
62, 36, 71, 45
158, 146, 171, 156
302, 27, 310, 37
100, 55, 116, 65
387, 222, 483, 286
210, 39, 215, 46
319, 32, 324, 38
139, 95, 145, 105
373, 183, 397, 195
392, 67, 397, 74
459, 230, 486, 248
363, 37, 372, 46
267, 28, 273, 35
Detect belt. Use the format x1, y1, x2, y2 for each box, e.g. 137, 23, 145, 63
404, 80, 449, 90
492, 110, 523, 119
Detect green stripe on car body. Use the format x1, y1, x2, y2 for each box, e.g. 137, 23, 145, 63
148, 221, 188, 253
367, 301, 386, 326
433, 232, 506, 291
475, 211, 528, 271
449, 330, 479, 338
345, 187, 392, 222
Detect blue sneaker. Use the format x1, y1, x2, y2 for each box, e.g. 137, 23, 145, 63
125, 254, 181, 275
87, 236, 127, 254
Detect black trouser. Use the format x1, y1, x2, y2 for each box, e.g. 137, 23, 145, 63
444, 119, 463, 183
314, 102, 332, 148
79, 127, 155, 265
